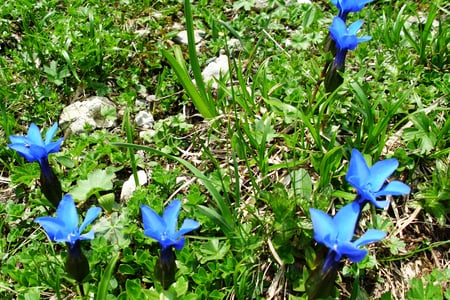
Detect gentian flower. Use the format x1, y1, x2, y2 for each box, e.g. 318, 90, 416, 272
310, 202, 386, 273
141, 199, 199, 289
141, 199, 199, 251
8, 122, 64, 165
35, 194, 102, 246
329, 17, 371, 67
9, 122, 64, 207
35, 194, 101, 282
331, 0, 373, 21
325, 17, 371, 92
346, 149, 411, 209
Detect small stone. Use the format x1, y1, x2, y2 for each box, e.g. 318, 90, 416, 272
201, 54, 229, 88
173, 30, 205, 45
227, 38, 243, 53
288, 0, 312, 4
60, 96, 117, 134
120, 170, 148, 201
135, 111, 154, 129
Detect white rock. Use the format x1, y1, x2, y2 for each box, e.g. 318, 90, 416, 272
60, 96, 117, 134
227, 38, 243, 53
288, 0, 312, 4
173, 30, 205, 45
135, 111, 154, 129
120, 170, 148, 201
201, 54, 229, 88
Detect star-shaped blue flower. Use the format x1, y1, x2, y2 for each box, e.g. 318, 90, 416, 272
329, 17, 371, 52
35, 194, 101, 248
8, 122, 64, 164
310, 202, 386, 272
346, 149, 411, 209
331, 0, 373, 21
141, 200, 200, 251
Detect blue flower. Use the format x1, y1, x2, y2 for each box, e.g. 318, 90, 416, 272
141, 200, 199, 251
310, 202, 386, 272
35, 194, 101, 248
8, 122, 64, 164
346, 149, 411, 209
329, 17, 371, 53
331, 0, 373, 21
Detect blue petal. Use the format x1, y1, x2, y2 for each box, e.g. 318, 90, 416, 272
79, 229, 96, 241
370, 199, 390, 209
57, 195, 78, 232
27, 123, 44, 147
172, 237, 186, 251
141, 205, 166, 237
375, 181, 411, 197
45, 123, 59, 144
333, 201, 360, 243
346, 149, 370, 188
353, 229, 386, 247
163, 200, 181, 235
176, 219, 200, 239
35, 216, 66, 241
358, 189, 378, 205
369, 158, 398, 191
357, 36, 372, 44
159, 237, 181, 250
45, 138, 64, 154
8, 144, 38, 162
329, 17, 347, 42
29, 144, 48, 162
79, 206, 102, 234
9, 135, 28, 144
339, 242, 368, 262
310, 208, 336, 248
348, 20, 363, 35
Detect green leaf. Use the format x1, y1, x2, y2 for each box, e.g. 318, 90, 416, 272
126, 279, 144, 300
93, 212, 131, 248
96, 252, 120, 300
161, 48, 217, 119
70, 169, 116, 201
291, 168, 313, 201
112, 143, 234, 236
197, 239, 230, 264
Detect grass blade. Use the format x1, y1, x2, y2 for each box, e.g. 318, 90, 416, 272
96, 251, 120, 300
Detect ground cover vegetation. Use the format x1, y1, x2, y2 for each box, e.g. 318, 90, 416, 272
0, 0, 449, 299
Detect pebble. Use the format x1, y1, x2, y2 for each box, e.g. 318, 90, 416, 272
60, 96, 117, 134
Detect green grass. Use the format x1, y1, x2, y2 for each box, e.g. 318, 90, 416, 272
0, 0, 449, 299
